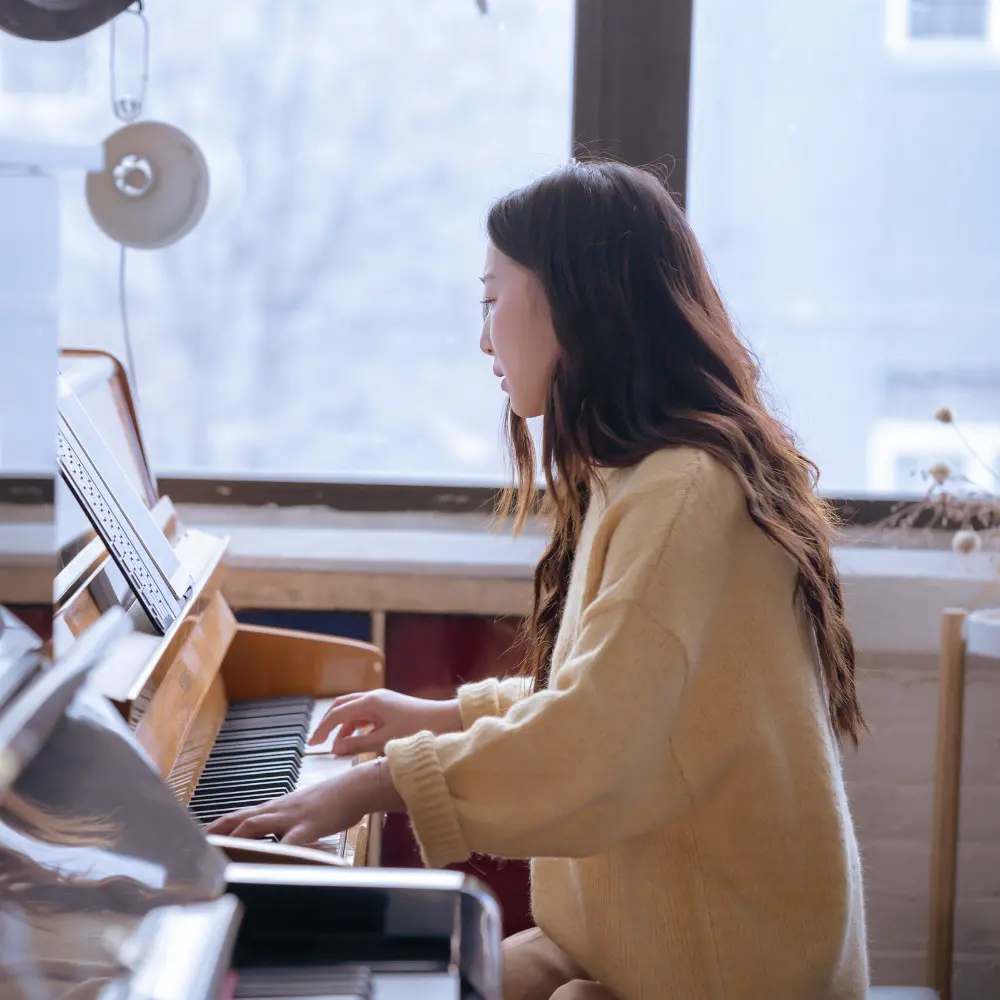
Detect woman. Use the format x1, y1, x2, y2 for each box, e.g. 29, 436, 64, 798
208, 161, 869, 1000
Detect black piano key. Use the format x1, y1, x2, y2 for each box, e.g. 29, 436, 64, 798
218, 714, 309, 729
192, 776, 298, 798
225, 696, 313, 713
219, 714, 311, 733
200, 752, 299, 772
199, 761, 301, 781
196, 773, 300, 793
203, 746, 302, 767
200, 746, 301, 764
190, 796, 281, 820
207, 748, 303, 765
223, 708, 313, 725
205, 736, 305, 755
191, 775, 294, 800
203, 754, 301, 772
190, 800, 286, 821
222, 706, 313, 724
192, 770, 298, 792
213, 726, 306, 744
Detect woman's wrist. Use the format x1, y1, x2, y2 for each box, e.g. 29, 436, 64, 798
351, 757, 407, 814
433, 698, 464, 734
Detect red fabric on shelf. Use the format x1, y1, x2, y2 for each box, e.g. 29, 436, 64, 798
382, 613, 533, 936
6, 605, 52, 642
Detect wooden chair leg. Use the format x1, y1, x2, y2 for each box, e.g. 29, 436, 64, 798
926, 609, 967, 1000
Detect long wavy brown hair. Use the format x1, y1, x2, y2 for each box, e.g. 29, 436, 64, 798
489, 161, 865, 745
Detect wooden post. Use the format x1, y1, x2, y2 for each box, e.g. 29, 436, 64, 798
927, 608, 967, 1000
370, 609, 387, 654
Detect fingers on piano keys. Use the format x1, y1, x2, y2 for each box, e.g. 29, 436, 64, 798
187, 696, 350, 854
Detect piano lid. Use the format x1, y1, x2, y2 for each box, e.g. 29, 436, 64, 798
57, 372, 193, 635
59, 350, 156, 510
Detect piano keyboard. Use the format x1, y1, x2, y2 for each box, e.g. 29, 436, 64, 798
187, 696, 355, 854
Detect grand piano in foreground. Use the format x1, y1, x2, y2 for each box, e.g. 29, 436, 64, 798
53, 349, 385, 866
0, 605, 503, 1000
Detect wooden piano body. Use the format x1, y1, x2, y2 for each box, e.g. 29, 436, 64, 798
53, 349, 385, 866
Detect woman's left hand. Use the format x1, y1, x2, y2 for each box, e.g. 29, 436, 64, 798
204, 767, 370, 846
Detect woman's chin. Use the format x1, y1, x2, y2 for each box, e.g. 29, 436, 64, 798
508, 399, 544, 420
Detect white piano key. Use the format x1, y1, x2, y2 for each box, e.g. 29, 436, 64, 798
305, 697, 340, 754
296, 749, 356, 790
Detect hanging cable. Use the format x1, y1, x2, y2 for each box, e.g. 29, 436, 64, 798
108, 1, 148, 401
118, 245, 139, 397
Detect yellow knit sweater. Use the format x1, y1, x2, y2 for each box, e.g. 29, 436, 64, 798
385, 447, 868, 1000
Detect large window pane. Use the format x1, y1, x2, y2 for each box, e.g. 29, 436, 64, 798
688, 0, 1000, 495
0, 1, 573, 480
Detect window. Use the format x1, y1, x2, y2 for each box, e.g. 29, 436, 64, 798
908, 0, 989, 39
886, 0, 1000, 56
688, 0, 1000, 495
884, 370, 1000, 422
11, 1, 574, 480
0, 34, 90, 94
868, 420, 1000, 492
892, 452, 968, 489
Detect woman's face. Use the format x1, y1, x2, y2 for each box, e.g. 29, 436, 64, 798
479, 243, 559, 419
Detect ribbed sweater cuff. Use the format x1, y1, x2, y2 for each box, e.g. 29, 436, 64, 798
456, 678, 503, 730
384, 730, 469, 870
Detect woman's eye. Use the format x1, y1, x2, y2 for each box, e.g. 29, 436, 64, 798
480, 298, 495, 322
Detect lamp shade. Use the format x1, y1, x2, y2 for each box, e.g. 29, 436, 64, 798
86, 121, 210, 250
0, 0, 133, 42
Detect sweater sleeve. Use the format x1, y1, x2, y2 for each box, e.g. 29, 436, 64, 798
384, 450, 744, 869
385, 601, 691, 868
456, 676, 532, 730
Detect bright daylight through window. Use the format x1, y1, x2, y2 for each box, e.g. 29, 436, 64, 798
0, 1, 574, 481
688, 0, 1000, 495
0, 0, 996, 496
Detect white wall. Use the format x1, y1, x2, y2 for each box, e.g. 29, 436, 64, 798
0, 140, 100, 476
0, 172, 57, 475
846, 646, 1000, 997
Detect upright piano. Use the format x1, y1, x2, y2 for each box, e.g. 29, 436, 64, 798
0, 603, 503, 1000
52, 349, 385, 866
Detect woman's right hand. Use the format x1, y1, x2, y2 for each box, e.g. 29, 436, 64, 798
309, 690, 463, 757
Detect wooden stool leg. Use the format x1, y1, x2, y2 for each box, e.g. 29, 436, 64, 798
927, 609, 967, 1000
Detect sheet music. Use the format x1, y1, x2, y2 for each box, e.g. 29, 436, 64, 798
57, 375, 192, 634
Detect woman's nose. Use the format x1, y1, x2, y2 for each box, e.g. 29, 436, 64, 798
480, 325, 493, 356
